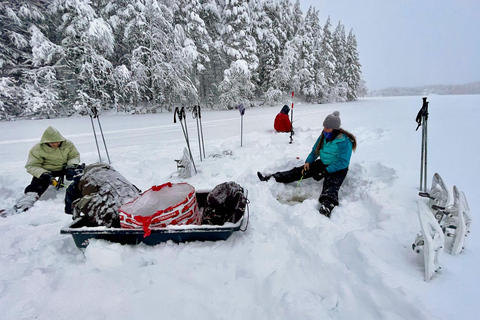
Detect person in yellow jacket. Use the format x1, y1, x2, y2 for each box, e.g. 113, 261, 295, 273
14, 126, 81, 212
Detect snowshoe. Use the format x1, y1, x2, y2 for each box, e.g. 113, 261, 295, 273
445, 186, 471, 255
13, 192, 39, 213
419, 173, 449, 211
414, 201, 444, 281
175, 147, 196, 179
257, 172, 271, 182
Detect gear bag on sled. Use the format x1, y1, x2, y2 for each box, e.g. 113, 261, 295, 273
69, 163, 141, 228
201, 181, 247, 226
119, 182, 202, 237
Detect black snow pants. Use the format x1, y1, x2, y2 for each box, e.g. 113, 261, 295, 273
272, 160, 348, 206
24, 170, 64, 197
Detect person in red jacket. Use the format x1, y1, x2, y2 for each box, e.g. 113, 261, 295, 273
274, 105, 292, 132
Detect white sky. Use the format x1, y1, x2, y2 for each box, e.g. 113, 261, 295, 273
300, 0, 480, 90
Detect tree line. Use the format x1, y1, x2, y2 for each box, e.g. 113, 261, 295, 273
0, 0, 365, 120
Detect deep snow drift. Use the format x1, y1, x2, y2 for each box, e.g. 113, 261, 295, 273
0, 95, 478, 320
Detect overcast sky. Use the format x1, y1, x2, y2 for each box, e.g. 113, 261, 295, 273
299, 0, 480, 90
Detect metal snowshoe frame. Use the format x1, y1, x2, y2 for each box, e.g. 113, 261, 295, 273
414, 172, 473, 280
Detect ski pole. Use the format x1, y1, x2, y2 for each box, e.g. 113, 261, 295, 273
198, 105, 205, 158
192, 106, 203, 161
290, 91, 294, 144
174, 107, 197, 173
237, 104, 245, 147
241, 115, 243, 147
92, 107, 111, 164
423, 102, 428, 192
88, 106, 102, 163
416, 97, 428, 192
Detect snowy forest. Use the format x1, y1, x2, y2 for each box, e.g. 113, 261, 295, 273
0, 0, 365, 120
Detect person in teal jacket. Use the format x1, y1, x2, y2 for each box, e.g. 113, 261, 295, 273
258, 111, 357, 217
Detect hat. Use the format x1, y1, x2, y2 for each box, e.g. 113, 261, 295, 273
281, 105, 290, 114
323, 111, 341, 129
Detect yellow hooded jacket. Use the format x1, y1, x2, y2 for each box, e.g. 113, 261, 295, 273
25, 126, 80, 178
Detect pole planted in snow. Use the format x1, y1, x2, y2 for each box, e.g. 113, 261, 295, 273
290, 91, 294, 144
174, 107, 197, 173
416, 97, 429, 192
237, 104, 245, 147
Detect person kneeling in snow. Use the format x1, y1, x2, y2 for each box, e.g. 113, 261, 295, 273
14, 126, 82, 213
274, 105, 292, 133
258, 111, 357, 217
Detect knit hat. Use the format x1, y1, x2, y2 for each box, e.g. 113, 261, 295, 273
281, 105, 290, 115
323, 111, 341, 129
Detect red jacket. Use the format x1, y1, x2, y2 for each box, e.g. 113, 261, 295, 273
274, 113, 292, 132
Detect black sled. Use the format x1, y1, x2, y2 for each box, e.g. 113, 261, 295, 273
61, 188, 249, 249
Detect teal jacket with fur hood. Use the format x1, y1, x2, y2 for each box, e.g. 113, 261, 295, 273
25, 126, 80, 178
305, 132, 353, 173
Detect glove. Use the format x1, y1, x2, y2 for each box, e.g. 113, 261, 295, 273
65, 163, 85, 181
40, 172, 53, 184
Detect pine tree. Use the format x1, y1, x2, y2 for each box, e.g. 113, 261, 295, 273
331, 21, 347, 102
0, 0, 61, 118
297, 6, 321, 102
218, 0, 257, 108
317, 16, 336, 103
345, 29, 362, 101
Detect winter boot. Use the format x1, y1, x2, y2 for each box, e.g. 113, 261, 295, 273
13, 192, 40, 213
319, 199, 335, 218
257, 172, 272, 182
270, 166, 304, 183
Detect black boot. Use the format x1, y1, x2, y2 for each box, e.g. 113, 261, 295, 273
319, 199, 335, 218
257, 172, 272, 182
270, 166, 304, 183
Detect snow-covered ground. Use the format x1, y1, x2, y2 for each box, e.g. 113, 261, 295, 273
0, 95, 478, 320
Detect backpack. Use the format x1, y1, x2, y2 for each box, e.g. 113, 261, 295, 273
72, 163, 141, 227
202, 182, 246, 225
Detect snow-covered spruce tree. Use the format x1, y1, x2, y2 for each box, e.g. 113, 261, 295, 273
218, 0, 257, 108
23, 24, 65, 118
344, 29, 362, 101
198, 0, 225, 107
53, 0, 115, 113
0, 78, 20, 120
317, 16, 336, 103
219, 59, 254, 109
296, 6, 321, 102
120, 0, 196, 112
173, 0, 213, 106
330, 21, 347, 102
255, 0, 295, 105
0, 0, 62, 119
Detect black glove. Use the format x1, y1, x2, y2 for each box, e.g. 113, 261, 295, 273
40, 172, 53, 184
65, 163, 85, 181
